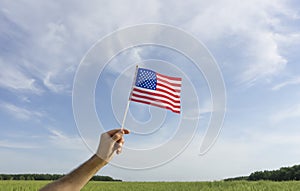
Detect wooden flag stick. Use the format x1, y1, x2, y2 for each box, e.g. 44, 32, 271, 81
121, 100, 130, 130
121, 65, 139, 129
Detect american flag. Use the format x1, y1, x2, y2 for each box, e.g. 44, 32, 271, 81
129, 68, 182, 114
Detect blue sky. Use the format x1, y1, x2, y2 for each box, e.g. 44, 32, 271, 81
1, 0, 300, 181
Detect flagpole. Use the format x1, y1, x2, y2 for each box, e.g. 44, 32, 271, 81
121, 65, 139, 130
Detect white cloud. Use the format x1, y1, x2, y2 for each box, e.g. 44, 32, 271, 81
19, 95, 31, 103
184, 0, 292, 85
43, 72, 69, 93
48, 128, 85, 150
39, 22, 68, 55
269, 104, 300, 124
1, 0, 159, 95
0, 102, 44, 120
0, 3, 77, 95
0, 58, 42, 94
272, 76, 300, 90
1, 0, 296, 95
241, 31, 287, 86
0, 140, 40, 149
6, 7, 287, 109
275, 33, 300, 46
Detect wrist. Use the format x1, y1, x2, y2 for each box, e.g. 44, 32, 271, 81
93, 154, 109, 166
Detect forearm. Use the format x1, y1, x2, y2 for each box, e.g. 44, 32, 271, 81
40, 154, 107, 191
40, 129, 129, 191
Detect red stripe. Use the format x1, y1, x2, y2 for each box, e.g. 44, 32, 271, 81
157, 83, 181, 93
157, 77, 182, 87
133, 87, 180, 99
132, 88, 180, 103
130, 98, 180, 114
157, 73, 182, 81
156, 88, 180, 99
131, 93, 180, 108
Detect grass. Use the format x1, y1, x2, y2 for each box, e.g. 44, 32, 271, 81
1, 180, 300, 191
0, 180, 48, 191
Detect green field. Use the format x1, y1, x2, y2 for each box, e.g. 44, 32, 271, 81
1, 180, 300, 191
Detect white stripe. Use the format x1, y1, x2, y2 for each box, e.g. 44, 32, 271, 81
130, 96, 180, 111
157, 75, 182, 85
156, 84, 181, 95
157, 79, 181, 91
131, 91, 180, 106
133, 86, 180, 101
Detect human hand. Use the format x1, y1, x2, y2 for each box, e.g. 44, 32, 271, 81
96, 129, 130, 163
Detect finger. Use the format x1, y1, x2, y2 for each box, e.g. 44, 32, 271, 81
116, 143, 123, 154
116, 138, 124, 154
116, 148, 122, 154
106, 129, 121, 136
106, 128, 130, 136
121, 129, 130, 134
117, 142, 123, 149
117, 137, 125, 144
111, 131, 124, 141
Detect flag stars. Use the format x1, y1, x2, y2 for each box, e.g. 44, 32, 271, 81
135, 69, 157, 90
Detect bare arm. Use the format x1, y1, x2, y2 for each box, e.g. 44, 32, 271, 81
40, 155, 107, 191
40, 129, 129, 191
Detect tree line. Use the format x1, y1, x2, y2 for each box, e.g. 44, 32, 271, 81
0, 174, 121, 181
225, 164, 300, 181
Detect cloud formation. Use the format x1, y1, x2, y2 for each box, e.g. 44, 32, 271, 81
0, 102, 44, 120
1, 0, 298, 95
270, 104, 300, 124
0, 0, 300, 180
182, 0, 299, 86
272, 76, 300, 90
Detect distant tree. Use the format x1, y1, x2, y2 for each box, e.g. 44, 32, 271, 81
249, 171, 264, 181
0, 173, 118, 181
224, 176, 248, 181
295, 170, 300, 180
51, 174, 63, 180
248, 164, 300, 181
2, 175, 10, 180
91, 175, 114, 181
19, 176, 25, 180
26, 175, 34, 180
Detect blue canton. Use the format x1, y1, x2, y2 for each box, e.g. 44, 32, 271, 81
135, 68, 157, 90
